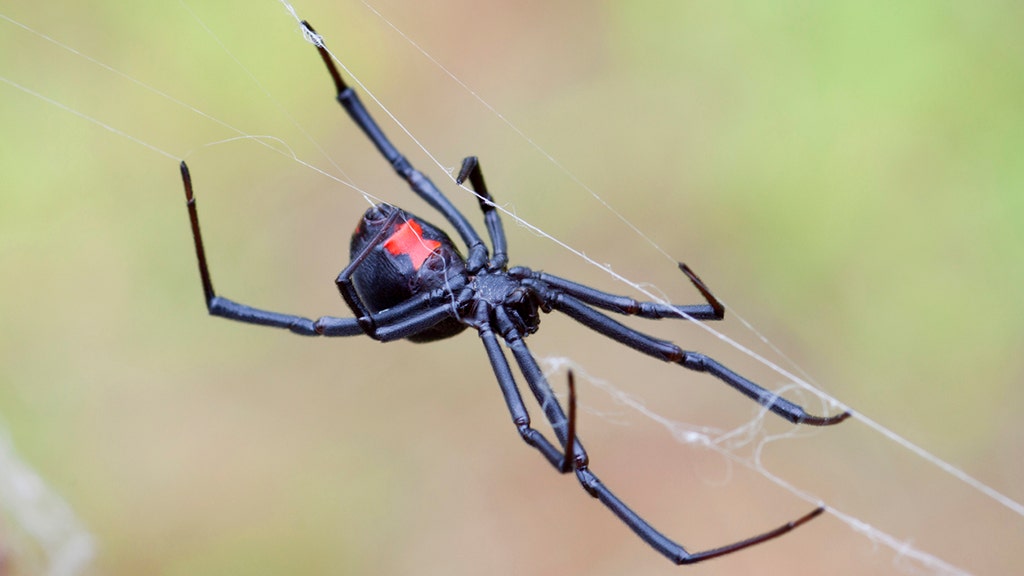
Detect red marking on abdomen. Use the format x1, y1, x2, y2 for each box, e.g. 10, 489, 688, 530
384, 219, 441, 270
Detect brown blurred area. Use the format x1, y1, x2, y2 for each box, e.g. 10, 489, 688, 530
1, 1, 1022, 574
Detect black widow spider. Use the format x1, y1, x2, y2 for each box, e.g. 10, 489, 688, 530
177, 21, 850, 565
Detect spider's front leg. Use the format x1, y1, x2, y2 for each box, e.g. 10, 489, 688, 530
485, 305, 828, 565
524, 272, 851, 426
474, 304, 585, 471
511, 262, 725, 321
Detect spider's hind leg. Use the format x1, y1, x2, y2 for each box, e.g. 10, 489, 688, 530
178, 161, 361, 337
302, 20, 489, 271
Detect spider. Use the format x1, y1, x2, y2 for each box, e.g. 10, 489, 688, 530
177, 20, 850, 565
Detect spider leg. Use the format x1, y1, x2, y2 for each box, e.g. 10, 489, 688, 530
560, 370, 578, 473
533, 284, 848, 426
513, 262, 724, 321
303, 21, 488, 271
456, 156, 508, 270
579, 479, 826, 565
180, 161, 462, 341
179, 161, 350, 334
333, 208, 404, 334
494, 307, 581, 450
475, 305, 579, 470
492, 305, 827, 564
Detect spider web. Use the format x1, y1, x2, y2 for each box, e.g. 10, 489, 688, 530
0, 2, 1021, 575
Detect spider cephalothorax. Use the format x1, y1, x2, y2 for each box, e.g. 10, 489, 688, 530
177, 19, 849, 566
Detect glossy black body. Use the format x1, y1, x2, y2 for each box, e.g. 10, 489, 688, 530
350, 204, 468, 342
177, 20, 851, 566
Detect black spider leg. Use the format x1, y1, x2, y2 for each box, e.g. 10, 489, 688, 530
511, 262, 724, 321
475, 305, 579, 472
523, 279, 849, 426
560, 370, 577, 473
456, 156, 508, 270
485, 305, 825, 565
180, 161, 464, 341
333, 207, 404, 332
303, 21, 488, 272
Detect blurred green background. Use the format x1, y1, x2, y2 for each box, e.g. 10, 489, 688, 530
1, 1, 1022, 574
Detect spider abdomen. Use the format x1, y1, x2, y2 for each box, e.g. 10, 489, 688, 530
349, 204, 468, 342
